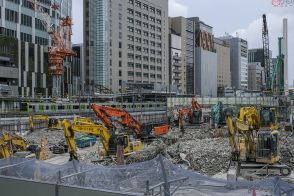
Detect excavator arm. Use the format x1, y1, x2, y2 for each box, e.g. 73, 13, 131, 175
62, 119, 111, 161
91, 104, 142, 137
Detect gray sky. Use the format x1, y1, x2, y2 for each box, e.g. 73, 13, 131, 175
72, 0, 293, 87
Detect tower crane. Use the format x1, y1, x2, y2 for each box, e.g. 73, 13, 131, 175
262, 14, 271, 93
28, 0, 76, 97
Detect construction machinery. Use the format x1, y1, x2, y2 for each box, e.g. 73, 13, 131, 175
62, 120, 143, 161
0, 132, 48, 160
91, 104, 169, 138
29, 115, 62, 131
28, 0, 76, 97
226, 106, 291, 178
262, 14, 272, 93
73, 116, 93, 124
171, 97, 202, 131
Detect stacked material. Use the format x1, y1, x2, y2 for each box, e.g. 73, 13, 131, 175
280, 132, 294, 169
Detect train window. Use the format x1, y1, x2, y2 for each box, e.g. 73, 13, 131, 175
29, 105, 33, 109
123, 105, 126, 108
80, 105, 85, 109
46, 106, 49, 110
149, 104, 152, 108
51, 105, 56, 110
86, 105, 90, 109
157, 104, 160, 107
111, 105, 116, 108
32, 106, 35, 109
39, 105, 44, 110
142, 105, 145, 108
73, 105, 79, 110
20, 103, 28, 111
66, 105, 71, 110
58, 105, 65, 110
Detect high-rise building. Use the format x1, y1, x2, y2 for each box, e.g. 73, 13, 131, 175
220, 35, 248, 90
169, 17, 217, 96
70, 44, 84, 96
0, 0, 72, 97
169, 32, 184, 94
84, 0, 169, 94
248, 62, 263, 91
283, 18, 288, 95
191, 17, 217, 97
214, 38, 231, 95
248, 48, 273, 90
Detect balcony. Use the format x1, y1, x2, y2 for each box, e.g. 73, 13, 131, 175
173, 55, 181, 60
173, 62, 181, 67
173, 75, 181, 80
173, 69, 182, 74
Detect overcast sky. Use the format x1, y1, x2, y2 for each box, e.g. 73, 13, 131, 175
72, 0, 293, 87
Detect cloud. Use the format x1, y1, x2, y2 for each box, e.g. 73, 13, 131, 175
232, 13, 294, 86
169, 0, 188, 17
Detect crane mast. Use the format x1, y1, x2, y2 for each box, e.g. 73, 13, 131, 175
28, 0, 76, 98
262, 14, 271, 93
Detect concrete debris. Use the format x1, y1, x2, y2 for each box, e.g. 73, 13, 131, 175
23, 129, 64, 146
280, 132, 294, 170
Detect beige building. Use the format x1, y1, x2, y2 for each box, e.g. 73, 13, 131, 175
214, 38, 231, 89
248, 62, 263, 91
84, 0, 169, 93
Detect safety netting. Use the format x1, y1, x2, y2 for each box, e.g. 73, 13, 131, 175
0, 156, 293, 196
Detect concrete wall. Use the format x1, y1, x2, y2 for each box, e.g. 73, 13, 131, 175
0, 176, 138, 196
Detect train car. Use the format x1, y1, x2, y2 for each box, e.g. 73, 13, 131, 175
19, 102, 166, 115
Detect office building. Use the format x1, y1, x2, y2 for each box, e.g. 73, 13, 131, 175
248, 62, 263, 91
220, 35, 248, 90
214, 38, 231, 95
84, 0, 169, 94
0, 0, 72, 97
191, 17, 217, 97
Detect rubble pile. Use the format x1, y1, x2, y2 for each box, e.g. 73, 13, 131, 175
23, 129, 64, 146
280, 132, 294, 169
127, 127, 231, 176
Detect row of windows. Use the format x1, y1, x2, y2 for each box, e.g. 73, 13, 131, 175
5, 8, 18, 23
127, 63, 162, 71
0, 27, 17, 37
127, 45, 162, 55
20, 32, 32, 42
127, 35, 162, 46
127, 9, 162, 24
128, 0, 162, 16
127, 54, 162, 63
127, 71, 162, 79
127, 24, 162, 34
35, 36, 48, 45
127, 14, 161, 26
35, 18, 46, 31
21, 14, 32, 27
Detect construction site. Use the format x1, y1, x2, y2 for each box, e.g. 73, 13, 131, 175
0, 0, 294, 195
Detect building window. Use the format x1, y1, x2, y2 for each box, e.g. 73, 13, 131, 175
143, 3, 148, 10
150, 74, 155, 78
128, 62, 134, 68
5, 9, 18, 23
128, 71, 134, 76
128, 26, 134, 32
135, 0, 141, 8
156, 19, 161, 24
150, 57, 156, 63
156, 9, 161, 16
127, 17, 134, 24
128, 35, 134, 41
143, 56, 149, 62
128, 53, 134, 59
150, 49, 155, 55
119, 42, 122, 48
119, 51, 122, 58
143, 14, 148, 20
136, 28, 141, 35
128, 0, 134, 4
143, 48, 149, 53
150, 16, 155, 23
136, 46, 141, 52
21, 14, 32, 27
135, 11, 141, 18
135, 37, 141, 43
157, 74, 162, 79
150, 33, 155, 38
143, 22, 149, 28
156, 27, 161, 32
150, 6, 155, 13
143, 64, 149, 69
136, 63, 141, 68
143, 73, 149, 78
127, 8, 134, 15
119, 70, 122, 77
143, 39, 149, 45
157, 66, 162, 71
136, 72, 142, 77
135, 55, 141, 60
150, 25, 155, 31
128, 44, 134, 50
135, 20, 141, 26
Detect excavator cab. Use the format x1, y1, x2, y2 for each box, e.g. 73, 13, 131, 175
260, 108, 276, 126
256, 130, 279, 164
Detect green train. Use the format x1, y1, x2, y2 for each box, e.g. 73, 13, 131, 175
20, 102, 167, 114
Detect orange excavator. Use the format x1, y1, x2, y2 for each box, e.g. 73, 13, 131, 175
91, 104, 169, 139
176, 97, 202, 131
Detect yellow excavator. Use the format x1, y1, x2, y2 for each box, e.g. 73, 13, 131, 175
73, 116, 93, 124
0, 132, 48, 160
29, 115, 62, 131
226, 106, 291, 178
62, 120, 143, 161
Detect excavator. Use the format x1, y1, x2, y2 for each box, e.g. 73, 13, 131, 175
171, 97, 202, 131
91, 104, 169, 139
226, 106, 291, 179
29, 115, 62, 131
0, 132, 48, 160
62, 119, 143, 161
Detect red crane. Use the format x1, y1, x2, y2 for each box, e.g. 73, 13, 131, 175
28, 0, 76, 97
